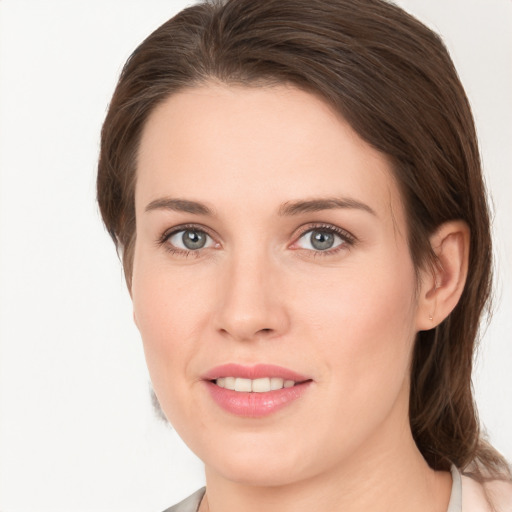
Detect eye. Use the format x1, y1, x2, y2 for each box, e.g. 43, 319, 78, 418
294, 227, 351, 252
166, 228, 216, 251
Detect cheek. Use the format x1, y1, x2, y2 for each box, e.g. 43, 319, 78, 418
293, 253, 418, 403
277, 256, 418, 466
131, 255, 215, 398
294, 249, 416, 334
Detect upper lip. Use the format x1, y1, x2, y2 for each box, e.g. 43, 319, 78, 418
202, 363, 311, 382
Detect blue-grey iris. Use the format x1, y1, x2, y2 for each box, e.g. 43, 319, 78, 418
182, 230, 207, 250
310, 230, 334, 250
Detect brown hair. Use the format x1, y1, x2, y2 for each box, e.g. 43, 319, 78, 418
97, 0, 510, 479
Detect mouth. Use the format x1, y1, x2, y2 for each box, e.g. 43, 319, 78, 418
202, 364, 313, 417
212, 376, 305, 392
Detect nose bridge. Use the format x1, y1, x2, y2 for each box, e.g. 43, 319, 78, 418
214, 244, 289, 341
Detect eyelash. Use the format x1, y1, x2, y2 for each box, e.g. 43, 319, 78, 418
157, 222, 357, 258
157, 223, 216, 258
293, 223, 356, 257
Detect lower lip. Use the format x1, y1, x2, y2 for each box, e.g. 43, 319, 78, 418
204, 380, 311, 418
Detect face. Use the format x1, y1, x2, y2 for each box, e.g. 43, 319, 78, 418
132, 84, 423, 486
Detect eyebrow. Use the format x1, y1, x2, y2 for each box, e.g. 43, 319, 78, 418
278, 197, 377, 217
145, 198, 214, 216
144, 196, 376, 217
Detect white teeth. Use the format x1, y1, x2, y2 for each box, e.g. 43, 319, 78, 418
252, 377, 271, 393
224, 376, 236, 390
234, 378, 252, 392
270, 377, 284, 390
214, 377, 297, 392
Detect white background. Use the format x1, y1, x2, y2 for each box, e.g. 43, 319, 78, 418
0, 1, 510, 511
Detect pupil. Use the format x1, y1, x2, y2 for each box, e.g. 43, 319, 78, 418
311, 230, 334, 250
182, 230, 206, 250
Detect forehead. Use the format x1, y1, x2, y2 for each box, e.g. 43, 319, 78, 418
136, 83, 404, 226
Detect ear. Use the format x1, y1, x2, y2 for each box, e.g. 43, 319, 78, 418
416, 221, 470, 331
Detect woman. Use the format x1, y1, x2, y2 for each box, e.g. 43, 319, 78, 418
97, 0, 512, 510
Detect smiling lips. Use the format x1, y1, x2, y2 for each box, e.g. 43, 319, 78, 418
203, 364, 312, 417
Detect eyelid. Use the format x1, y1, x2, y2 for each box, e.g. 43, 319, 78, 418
290, 223, 357, 251
157, 223, 220, 254
156, 222, 356, 256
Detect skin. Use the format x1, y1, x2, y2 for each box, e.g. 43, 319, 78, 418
131, 84, 466, 512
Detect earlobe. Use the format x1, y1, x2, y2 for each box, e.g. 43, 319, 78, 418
416, 221, 470, 331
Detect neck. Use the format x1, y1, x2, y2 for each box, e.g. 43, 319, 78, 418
201, 413, 451, 512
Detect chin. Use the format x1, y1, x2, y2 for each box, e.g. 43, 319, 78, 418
196, 429, 319, 488
209, 456, 309, 488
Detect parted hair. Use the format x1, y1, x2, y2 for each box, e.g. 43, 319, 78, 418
97, 0, 510, 479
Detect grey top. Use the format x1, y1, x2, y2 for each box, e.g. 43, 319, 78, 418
164, 465, 463, 512
163, 488, 205, 512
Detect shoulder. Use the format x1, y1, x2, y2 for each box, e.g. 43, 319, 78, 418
461, 474, 512, 512
162, 488, 206, 512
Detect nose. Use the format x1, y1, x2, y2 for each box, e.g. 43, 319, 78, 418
213, 252, 290, 342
